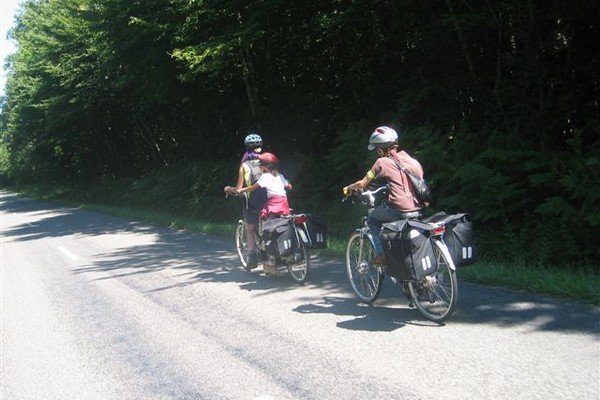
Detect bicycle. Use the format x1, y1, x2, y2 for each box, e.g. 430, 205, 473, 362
343, 186, 458, 322
231, 193, 312, 284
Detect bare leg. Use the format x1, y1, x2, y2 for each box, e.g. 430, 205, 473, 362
246, 223, 257, 251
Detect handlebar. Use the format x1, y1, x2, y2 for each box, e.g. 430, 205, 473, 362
342, 185, 388, 205
224, 186, 249, 199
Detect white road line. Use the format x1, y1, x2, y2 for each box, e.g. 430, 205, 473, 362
58, 246, 79, 261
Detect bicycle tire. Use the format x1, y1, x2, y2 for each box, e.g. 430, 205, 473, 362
235, 223, 249, 269
286, 228, 310, 284
408, 239, 458, 322
345, 232, 383, 303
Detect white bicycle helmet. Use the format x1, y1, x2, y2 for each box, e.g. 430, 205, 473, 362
244, 133, 263, 148
368, 126, 398, 151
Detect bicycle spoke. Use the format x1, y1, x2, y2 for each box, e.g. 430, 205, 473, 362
436, 282, 452, 301
360, 276, 370, 296
346, 233, 382, 304
410, 240, 457, 322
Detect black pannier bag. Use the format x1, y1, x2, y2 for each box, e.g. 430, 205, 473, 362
423, 212, 477, 267
443, 213, 477, 267
261, 217, 297, 257
380, 219, 438, 280
303, 215, 328, 249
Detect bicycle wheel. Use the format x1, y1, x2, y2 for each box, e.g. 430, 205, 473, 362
408, 239, 458, 322
345, 232, 383, 303
235, 222, 249, 268
286, 230, 310, 284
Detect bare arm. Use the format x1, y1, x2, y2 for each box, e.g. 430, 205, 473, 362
234, 164, 245, 190
238, 182, 260, 194
224, 164, 246, 194
343, 175, 372, 195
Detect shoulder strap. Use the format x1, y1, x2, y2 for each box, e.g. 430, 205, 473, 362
243, 159, 262, 185
390, 157, 418, 179
389, 157, 424, 202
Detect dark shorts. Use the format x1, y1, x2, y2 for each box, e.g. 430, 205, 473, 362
243, 207, 260, 225
243, 188, 267, 225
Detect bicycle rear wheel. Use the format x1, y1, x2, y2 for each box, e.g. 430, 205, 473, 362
408, 239, 457, 322
345, 232, 383, 303
286, 241, 310, 284
235, 223, 249, 269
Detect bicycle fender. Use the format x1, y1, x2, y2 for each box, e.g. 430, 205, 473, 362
354, 228, 375, 246
364, 231, 376, 247
433, 239, 456, 271
296, 226, 310, 246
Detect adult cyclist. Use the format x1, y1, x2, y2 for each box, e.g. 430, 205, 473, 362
343, 126, 427, 265
224, 133, 268, 268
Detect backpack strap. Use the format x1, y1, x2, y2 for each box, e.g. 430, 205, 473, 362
390, 157, 418, 196
389, 157, 431, 204
390, 157, 419, 180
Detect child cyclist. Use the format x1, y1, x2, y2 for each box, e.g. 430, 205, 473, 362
224, 133, 268, 269
235, 152, 292, 275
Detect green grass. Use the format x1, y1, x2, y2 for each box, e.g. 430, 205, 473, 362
457, 262, 600, 306
5, 184, 599, 307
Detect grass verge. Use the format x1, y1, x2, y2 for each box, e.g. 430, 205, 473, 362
5, 186, 599, 307
457, 262, 599, 306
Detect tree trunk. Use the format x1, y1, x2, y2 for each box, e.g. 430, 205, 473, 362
237, 11, 259, 117
444, 0, 478, 84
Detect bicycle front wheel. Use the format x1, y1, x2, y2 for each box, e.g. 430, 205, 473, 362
235, 223, 249, 269
408, 239, 458, 322
345, 232, 383, 303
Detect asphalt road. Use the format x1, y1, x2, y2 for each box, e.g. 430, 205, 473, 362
1, 191, 599, 400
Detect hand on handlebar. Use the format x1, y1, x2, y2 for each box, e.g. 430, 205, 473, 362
224, 186, 240, 196
342, 184, 388, 204
342, 186, 359, 202
342, 186, 358, 196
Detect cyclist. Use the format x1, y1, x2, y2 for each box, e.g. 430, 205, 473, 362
343, 126, 426, 265
224, 133, 268, 269
240, 133, 263, 163
235, 152, 292, 275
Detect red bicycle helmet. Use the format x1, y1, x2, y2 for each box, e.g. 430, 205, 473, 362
259, 152, 279, 166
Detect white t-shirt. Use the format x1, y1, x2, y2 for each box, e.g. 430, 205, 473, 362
257, 173, 289, 197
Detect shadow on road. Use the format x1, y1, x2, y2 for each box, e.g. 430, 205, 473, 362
1, 193, 155, 242
293, 296, 442, 331
3, 192, 599, 336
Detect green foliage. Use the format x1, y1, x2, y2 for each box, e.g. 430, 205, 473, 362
1, 0, 598, 269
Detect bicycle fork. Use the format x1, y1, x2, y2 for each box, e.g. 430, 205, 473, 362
356, 227, 376, 274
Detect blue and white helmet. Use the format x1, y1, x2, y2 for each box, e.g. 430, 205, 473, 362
244, 133, 263, 148
368, 126, 398, 151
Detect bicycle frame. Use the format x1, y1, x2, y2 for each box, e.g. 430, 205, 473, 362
353, 217, 379, 269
